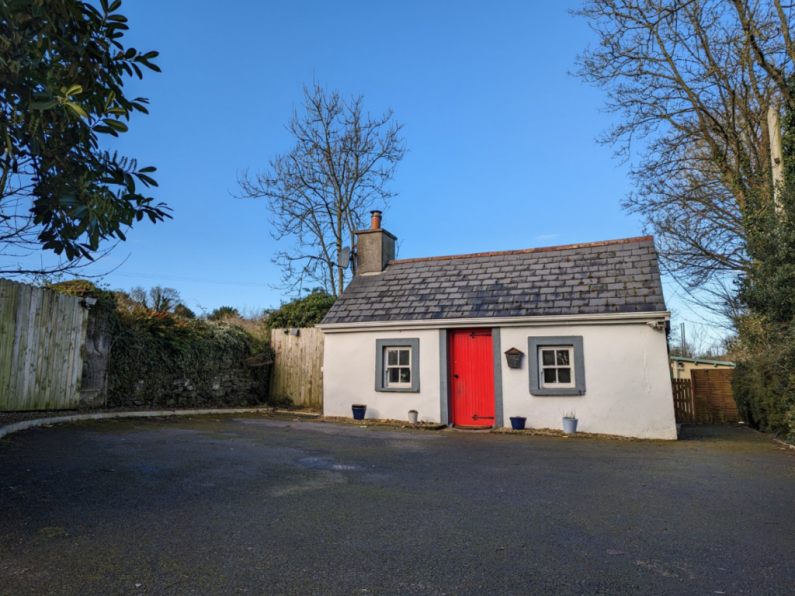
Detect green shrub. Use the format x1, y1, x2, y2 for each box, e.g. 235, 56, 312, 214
732, 102, 795, 443
208, 306, 240, 321
49, 280, 276, 407
733, 359, 792, 438
264, 289, 336, 330
108, 311, 260, 406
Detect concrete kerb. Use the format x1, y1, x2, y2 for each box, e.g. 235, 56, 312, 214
1, 408, 678, 443
273, 409, 321, 418
0, 407, 278, 440
744, 425, 795, 451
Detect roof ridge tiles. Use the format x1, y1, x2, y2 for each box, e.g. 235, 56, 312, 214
387, 235, 654, 265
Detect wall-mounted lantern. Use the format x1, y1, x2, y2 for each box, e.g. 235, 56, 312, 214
79, 296, 97, 310
505, 347, 524, 369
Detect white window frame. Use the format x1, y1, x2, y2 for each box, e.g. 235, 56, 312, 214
384, 346, 412, 389
538, 346, 576, 389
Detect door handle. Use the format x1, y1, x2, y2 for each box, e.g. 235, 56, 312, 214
454, 374, 459, 378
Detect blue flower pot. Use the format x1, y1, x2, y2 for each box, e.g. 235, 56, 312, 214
352, 404, 367, 420
562, 418, 578, 434
510, 416, 527, 430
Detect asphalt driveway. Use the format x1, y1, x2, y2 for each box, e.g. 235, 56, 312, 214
1, 415, 794, 595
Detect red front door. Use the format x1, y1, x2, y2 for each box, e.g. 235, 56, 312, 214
449, 329, 495, 428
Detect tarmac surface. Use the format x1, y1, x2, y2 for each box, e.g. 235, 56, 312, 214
1, 415, 794, 595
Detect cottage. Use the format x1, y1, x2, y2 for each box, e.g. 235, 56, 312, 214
318, 213, 677, 440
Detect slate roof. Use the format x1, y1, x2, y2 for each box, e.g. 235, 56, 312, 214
321, 236, 666, 325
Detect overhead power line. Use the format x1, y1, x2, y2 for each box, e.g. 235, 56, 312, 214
108, 271, 272, 288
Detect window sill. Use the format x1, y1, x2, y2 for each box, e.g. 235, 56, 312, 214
531, 388, 585, 396
375, 387, 420, 393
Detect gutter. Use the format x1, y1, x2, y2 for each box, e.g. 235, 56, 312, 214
670, 356, 736, 367
319, 311, 670, 334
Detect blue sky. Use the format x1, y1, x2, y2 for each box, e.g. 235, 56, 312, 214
15, 0, 720, 343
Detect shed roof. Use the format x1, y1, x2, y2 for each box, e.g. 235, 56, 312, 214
321, 236, 666, 325
670, 356, 735, 367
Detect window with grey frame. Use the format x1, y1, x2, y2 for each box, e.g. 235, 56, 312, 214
375, 338, 420, 392
527, 336, 585, 396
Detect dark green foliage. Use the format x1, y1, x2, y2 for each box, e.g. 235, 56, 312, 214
736, 218, 795, 428
173, 304, 196, 319
49, 280, 275, 407
1, 0, 169, 269
733, 359, 791, 437
108, 312, 260, 406
732, 80, 795, 442
264, 289, 336, 330
208, 306, 239, 321
738, 186, 795, 325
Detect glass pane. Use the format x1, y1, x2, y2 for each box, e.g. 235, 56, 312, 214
387, 350, 397, 365
556, 350, 570, 366
399, 349, 410, 366
388, 368, 400, 383
542, 350, 555, 366
543, 368, 557, 384
558, 368, 572, 383
400, 368, 411, 383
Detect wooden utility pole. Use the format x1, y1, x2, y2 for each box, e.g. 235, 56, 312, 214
768, 103, 784, 211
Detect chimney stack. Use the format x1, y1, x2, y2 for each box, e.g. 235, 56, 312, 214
355, 211, 395, 275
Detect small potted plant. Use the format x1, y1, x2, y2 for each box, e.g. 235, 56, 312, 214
408, 410, 418, 424
562, 411, 578, 434
510, 416, 527, 430
351, 404, 367, 420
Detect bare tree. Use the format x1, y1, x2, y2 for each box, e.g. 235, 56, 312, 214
237, 82, 406, 297
572, 0, 795, 310
668, 318, 727, 358
126, 285, 182, 312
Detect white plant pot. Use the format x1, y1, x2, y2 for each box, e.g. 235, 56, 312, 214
408, 411, 418, 424
562, 418, 578, 434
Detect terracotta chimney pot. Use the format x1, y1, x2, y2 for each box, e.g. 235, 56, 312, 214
370, 210, 382, 230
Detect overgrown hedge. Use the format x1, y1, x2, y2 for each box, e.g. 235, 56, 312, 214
264, 288, 335, 330
732, 140, 795, 442
732, 320, 795, 442
733, 360, 792, 439
51, 280, 275, 408
109, 311, 265, 406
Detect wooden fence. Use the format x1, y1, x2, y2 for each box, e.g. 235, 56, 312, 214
691, 368, 739, 424
672, 378, 695, 423
671, 368, 740, 424
269, 327, 324, 409
0, 279, 89, 411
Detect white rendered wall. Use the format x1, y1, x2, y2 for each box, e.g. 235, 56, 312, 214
323, 329, 442, 423
499, 324, 677, 440
323, 322, 677, 439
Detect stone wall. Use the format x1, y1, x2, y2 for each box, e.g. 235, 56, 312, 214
111, 366, 269, 409
78, 307, 271, 410
79, 308, 112, 408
